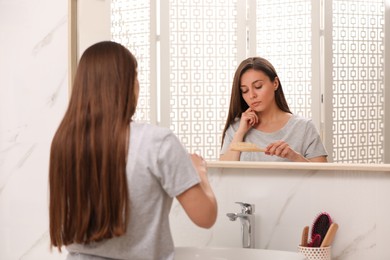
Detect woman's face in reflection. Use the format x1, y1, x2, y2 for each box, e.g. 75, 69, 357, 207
239, 69, 278, 112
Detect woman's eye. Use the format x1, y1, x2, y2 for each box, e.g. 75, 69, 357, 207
241, 89, 248, 94
255, 85, 263, 89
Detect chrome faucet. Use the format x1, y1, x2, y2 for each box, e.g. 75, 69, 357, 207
226, 202, 255, 248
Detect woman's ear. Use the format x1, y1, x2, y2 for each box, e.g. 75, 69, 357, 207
274, 77, 279, 91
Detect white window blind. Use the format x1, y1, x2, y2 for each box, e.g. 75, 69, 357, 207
112, 0, 153, 122
256, 0, 313, 120
331, 0, 385, 163
168, 0, 238, 158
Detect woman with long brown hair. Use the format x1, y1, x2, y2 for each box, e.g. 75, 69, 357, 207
49, 41, 217, 259
220, 57, 327, 162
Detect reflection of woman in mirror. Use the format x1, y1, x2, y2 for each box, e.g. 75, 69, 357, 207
220, 57, 327, 162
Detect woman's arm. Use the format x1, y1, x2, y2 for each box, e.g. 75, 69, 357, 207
265, 140, 328, 162
219, 131, 245, 161
176, 154, 217, 228
220, 108, 259, 161
307, 156, 328, 162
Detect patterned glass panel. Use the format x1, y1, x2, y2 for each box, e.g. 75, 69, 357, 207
111, 0, 151, 122
256, 0, 312, 118
332, 0, 384, 163
169, 0, 238, 160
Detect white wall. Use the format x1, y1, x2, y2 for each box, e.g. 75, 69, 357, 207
77, 0, 111, 59
0, 0, 68, 259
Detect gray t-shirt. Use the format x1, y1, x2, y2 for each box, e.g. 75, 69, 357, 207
221, 114, 328, 162
66, 122, 200, 260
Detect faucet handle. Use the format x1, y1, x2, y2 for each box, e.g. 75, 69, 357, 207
235, 202, 255, 214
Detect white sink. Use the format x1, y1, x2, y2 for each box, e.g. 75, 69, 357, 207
174, 247, 306, 260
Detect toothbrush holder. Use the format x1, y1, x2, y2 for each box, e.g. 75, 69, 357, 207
298, 246, 331, 260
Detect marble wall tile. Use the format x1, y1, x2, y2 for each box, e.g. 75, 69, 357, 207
0, 0, 69, 259
170, 168, 390, 260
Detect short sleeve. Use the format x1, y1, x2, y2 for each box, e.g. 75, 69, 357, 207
220, 124, 235, 155
156, 131, 200, 198
302, 120, 328, 158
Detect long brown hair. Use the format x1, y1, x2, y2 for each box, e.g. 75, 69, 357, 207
221, 57, 291, 146
49, 41, 138, 250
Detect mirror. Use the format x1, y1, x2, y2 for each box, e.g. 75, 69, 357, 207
69, 0, 390, 164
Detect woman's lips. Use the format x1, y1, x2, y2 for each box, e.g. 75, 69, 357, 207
251, 101, 261, 107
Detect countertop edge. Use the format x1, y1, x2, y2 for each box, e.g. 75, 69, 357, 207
206, 161, 390, 172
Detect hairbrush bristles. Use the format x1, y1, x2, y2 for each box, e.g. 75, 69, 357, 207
310, 212, 332, 247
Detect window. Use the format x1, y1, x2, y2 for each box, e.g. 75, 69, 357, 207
110, 0, 388, 163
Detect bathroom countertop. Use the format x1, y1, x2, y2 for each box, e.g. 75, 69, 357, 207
207, 161, 390, 172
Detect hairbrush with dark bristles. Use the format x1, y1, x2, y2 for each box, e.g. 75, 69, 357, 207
308, 212, 332, 247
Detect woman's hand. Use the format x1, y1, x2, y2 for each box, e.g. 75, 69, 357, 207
176, 153, 217, 229
265, 141, 327, 162
220, 108, 259, 161
238, 107, 259, 134
265, 140, 307, 162
190, 153, 207, 175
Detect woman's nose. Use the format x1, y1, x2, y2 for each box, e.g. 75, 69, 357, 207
249, 89, 257, 98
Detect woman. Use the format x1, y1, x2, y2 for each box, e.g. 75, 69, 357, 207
220, 57, 327, 162
49, 41, 217, 259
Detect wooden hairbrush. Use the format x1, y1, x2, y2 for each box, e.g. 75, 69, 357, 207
230, 142, 265, 152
